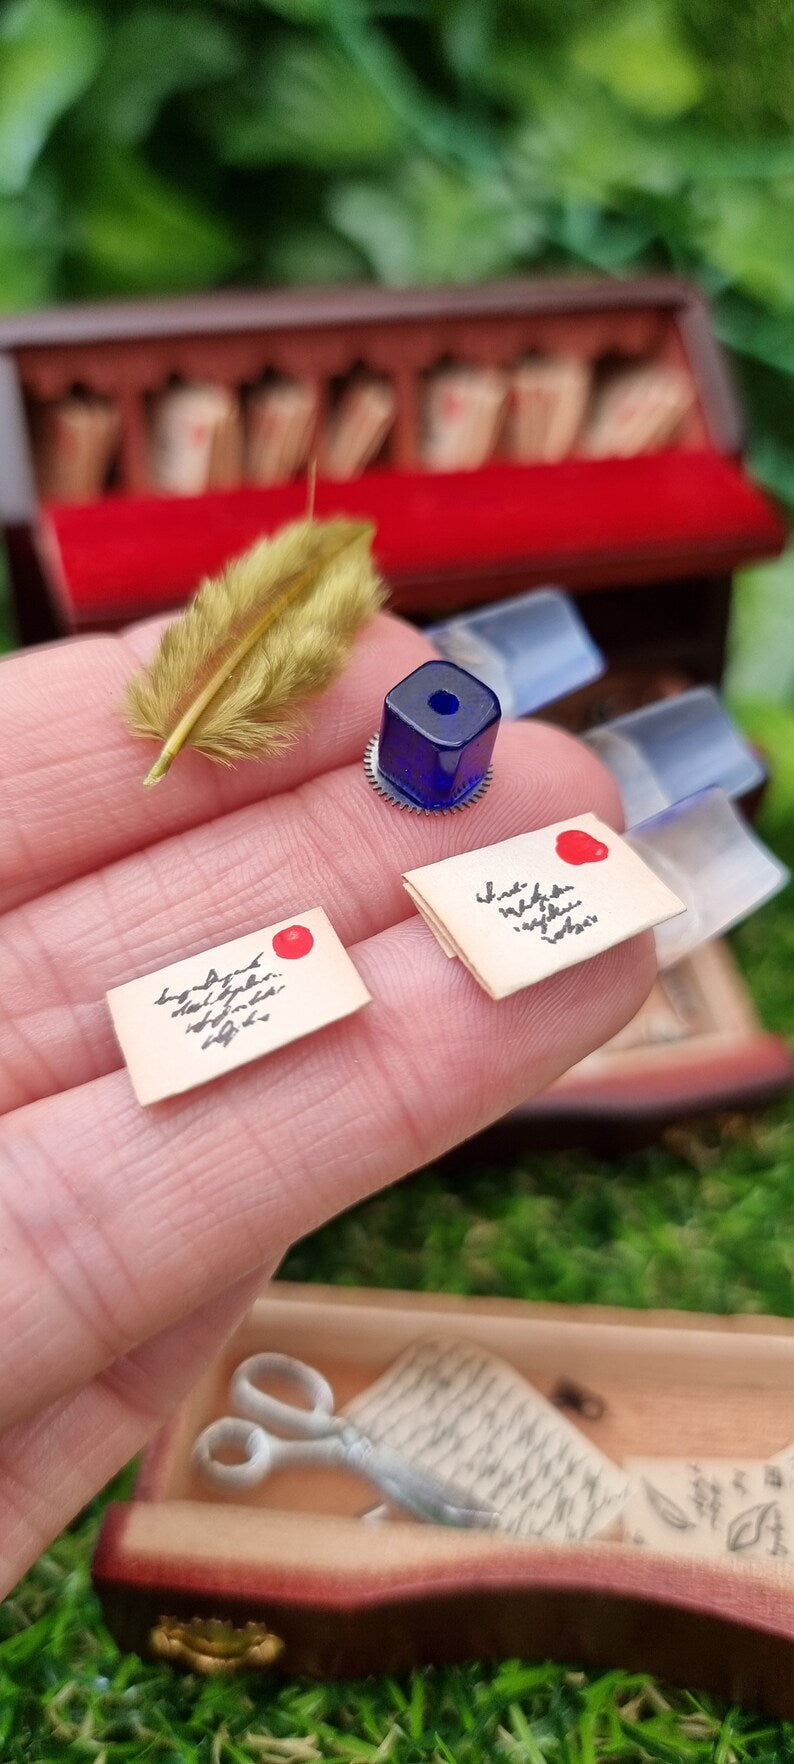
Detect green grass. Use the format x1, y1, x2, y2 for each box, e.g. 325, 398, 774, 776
1, 631, 793, 1756
3, 1565, 794, 1764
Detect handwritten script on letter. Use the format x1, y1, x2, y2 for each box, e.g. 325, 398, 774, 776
402, 814, 684, 1000
107, 907, 371, 1105
154, 954, 286, 1052
624, 1455, 794, 1561
475, 876, 598, 944
345, 1337, 628, 1543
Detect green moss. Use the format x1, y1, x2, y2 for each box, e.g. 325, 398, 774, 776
4, 1513, 794, 1758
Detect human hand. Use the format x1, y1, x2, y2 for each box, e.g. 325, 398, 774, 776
0, 611, 654, 1589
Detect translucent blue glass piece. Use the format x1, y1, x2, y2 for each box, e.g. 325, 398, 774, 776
585, 687, 765, 829
627, 788, 789, 967
378, 659, 501, 809
426, 587, 604, 719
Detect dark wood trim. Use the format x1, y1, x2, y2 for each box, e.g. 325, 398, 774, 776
677, 293, 743, 455
0, 350, 36, 527
2, 523, 59, 645
0, 273, 700, 353
451, 1032, 794, 1158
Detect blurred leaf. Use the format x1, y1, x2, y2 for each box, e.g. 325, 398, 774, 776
717, 298, 794, 379
326, 179, 416, 283
261, 218, 369, 283
484, 32, 560, 113
745, 435, 794, 510
485, 0, 596, 52
571, 0, 704, 119
329, 156, 543, 283
259, 0, 333, 18
681, 0, 794, 136
511, 74, 794, 255
553, 200, 657, 270
0, 177, 61, 309
0, 0, 104, 195
677, 137, 794, 181
727, 548, 794, 706
728, 703, 794, 840
728, 348, 794, 508
510, 79, 688, 204
69, 148, 241, 296
436, 0, 497, 88
694, 182, 794, 312
327, 9, 497, 173
209, 35, 405, 168
77, 6, 242, 143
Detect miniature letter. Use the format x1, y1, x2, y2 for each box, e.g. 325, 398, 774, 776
345, 1336, 628, 1542
624, 1455, 794, 1563
508, 355, 591, 463
403, 813, 685, 999
581, 364, 694, 459
107, 906, 371, 1105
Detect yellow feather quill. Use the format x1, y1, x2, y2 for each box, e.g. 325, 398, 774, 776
125, 517, 384, 786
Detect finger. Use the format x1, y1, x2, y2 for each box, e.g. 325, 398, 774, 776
0, 611, 431, 913
2, 721, 623, 1111
0, 911, 655, 1434
0, 1269, 266, 1596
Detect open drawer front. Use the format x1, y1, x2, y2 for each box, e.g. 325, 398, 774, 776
494, 939, 793, 1154
94, 1283, 794, 1715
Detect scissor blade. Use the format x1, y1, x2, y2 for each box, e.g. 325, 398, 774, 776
355, 1440, 499, 1530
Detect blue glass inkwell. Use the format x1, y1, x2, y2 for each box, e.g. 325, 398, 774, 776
364, 659, 501, 814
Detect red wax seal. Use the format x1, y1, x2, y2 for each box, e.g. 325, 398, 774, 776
555, 829, 609, 865
272, 924, 314, 959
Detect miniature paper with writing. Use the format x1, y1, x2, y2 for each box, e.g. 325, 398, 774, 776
624, 1456, 794, 1562
344, 1337, 628, 1542
107, 906, 371, 1105
403, 813, 684, 999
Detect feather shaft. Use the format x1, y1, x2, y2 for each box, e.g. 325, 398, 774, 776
131, 518, 375, 790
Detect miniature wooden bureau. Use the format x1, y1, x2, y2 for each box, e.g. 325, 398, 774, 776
1, 274, 788, 1138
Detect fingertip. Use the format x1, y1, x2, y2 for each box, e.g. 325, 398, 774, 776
520, 717, 626, 833
541, 925, 658, 1059
353, 609, 436, 687
595, 925, 658, 1037
487, 717, 626, 840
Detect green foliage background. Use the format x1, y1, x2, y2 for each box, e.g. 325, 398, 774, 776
3, 0, 794, 687
1, 0, 794, 533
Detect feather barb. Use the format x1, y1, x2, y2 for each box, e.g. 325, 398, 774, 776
124, 517, 383, 787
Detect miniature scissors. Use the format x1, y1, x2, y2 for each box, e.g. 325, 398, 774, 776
192, 1351, 496, 1529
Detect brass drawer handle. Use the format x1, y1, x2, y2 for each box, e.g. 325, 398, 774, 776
150, 1614, 284, 1674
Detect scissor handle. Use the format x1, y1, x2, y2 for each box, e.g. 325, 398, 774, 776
231, 1353, 336, 1439
192, 1417, 273, 1489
